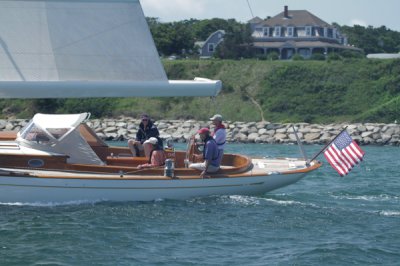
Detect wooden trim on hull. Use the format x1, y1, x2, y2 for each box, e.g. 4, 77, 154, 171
0, 160, 322, 181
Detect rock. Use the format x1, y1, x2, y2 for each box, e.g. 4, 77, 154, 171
384, 127, 400, 136
117, 129, 128, 136
274, 133, 287, 141
276, 127, 287, 133
105, 132, 118, 139
381, 134, 392, 143
288, 132, 303, 141
0, 120, 8, 129
233, 133, 247, 142
304, 132, 321, 141
156, 122, 169, 130
361, 131, 374, 138
247, 132, 259, 142
266, 123, 283, 130
115, 122, 127, 128
320, 133, 332, 143
13, 126, 22, 132
256, 121, 269, 129
258, 128, 267, 135
248, 127, 258, 134
239, 127, 249, 134
266, 129, 275, 136
104, 126, 117, 133
5, 123, 14, 130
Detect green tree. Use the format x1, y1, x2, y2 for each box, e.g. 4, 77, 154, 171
339, 25, 400, 54
215, 22, 253, 59
147, 18, 195, 56
191, 18, 233, 40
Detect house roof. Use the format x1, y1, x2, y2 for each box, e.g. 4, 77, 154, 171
196, 30, 225, 48
248, 16, 263, 24
195, 41, 205, 48
261, 10, 331, 27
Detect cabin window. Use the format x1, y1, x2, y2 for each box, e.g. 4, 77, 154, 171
208, 43, 215, 52
274, 26, 281, 37
287, 27, 294, 37
306, 26, 312, 36
47, 128, 70, 140
21, 124, 51, 144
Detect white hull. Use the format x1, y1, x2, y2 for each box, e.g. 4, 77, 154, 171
0, 171, 307, 203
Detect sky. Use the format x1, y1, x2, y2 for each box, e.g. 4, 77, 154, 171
141, 0, 400, 32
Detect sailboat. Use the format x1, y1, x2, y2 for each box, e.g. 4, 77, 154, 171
0, 0, 322, 203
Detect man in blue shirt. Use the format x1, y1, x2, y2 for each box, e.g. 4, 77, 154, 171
189, 127, 220, 178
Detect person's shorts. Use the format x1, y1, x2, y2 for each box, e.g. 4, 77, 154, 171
189, 162, 219, 173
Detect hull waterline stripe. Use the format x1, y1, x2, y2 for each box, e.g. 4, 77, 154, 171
0, 181, 267, 190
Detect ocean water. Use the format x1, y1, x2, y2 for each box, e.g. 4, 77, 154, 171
1, 143, 399, 266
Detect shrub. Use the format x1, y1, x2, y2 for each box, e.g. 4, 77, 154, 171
267, 51, 279, 60
340, 49, 364, 59
310, 53, 326, 61
292, 54, 304, 61
327, 53, 341, 61
256, 54, 268, 61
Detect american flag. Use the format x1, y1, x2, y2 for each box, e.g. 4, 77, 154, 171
324, 130, 365, 176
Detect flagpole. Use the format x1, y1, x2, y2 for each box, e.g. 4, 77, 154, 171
308, 126, 348, 163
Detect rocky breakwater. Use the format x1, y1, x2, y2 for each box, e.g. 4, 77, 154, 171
1, 118, 399, 146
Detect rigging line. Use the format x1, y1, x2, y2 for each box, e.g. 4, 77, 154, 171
246, 0, 255, 18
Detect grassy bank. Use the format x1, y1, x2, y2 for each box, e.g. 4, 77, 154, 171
1, 59, 399, 123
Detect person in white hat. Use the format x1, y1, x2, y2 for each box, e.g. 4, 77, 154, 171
128, 114, 160, 158
137, 137, 166, 169
209, 114, 226, 165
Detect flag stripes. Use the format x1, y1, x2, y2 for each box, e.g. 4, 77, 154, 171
323, 130, 365, 176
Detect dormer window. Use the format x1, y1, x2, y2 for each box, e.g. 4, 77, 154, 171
333, 28, 337, 39
306, 26, 312, 36
274, 26, 281, 37
324, 27, 328, 37
263, 27, 269, 37
287, 27, 294, 37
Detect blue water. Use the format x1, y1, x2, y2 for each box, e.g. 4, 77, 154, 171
1, 144, 399, 265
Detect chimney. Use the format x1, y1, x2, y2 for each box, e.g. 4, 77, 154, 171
284, 6, 288, 18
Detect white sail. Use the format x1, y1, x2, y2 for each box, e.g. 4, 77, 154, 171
0, 0, 221, 98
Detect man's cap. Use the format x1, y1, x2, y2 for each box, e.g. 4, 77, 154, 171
209, 114, 223, 122
197, 128, 210, 134
141, 114, 150, 119
144, 137, 158, 145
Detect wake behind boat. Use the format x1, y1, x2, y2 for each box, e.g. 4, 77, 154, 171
0, 113, 321, 203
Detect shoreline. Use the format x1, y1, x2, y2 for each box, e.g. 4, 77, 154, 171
1, 118, 399, 146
